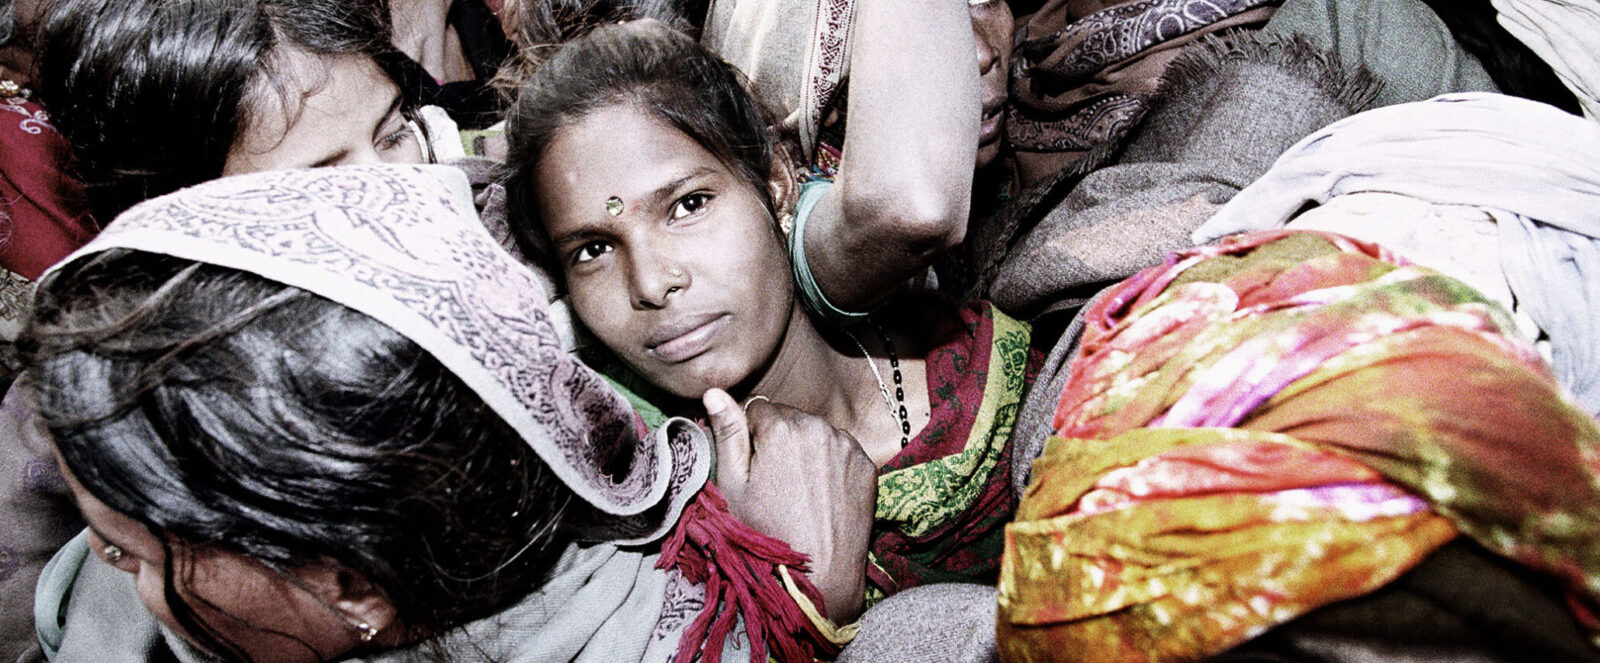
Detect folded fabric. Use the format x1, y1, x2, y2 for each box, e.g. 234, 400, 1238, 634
1194, 92, 1600, 415
1492, 0, 1600, 120
998, 230, 1600, 662
969, 32, 1376, 318
1007, 0, 1277, 185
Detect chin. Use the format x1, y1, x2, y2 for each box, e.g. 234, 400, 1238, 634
643, 360, 745, 401
976, 143, 1001, 171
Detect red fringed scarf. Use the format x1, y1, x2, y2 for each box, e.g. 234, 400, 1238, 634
659, 484, 841, 663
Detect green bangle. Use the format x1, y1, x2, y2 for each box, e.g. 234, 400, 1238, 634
788, 181, 871, 326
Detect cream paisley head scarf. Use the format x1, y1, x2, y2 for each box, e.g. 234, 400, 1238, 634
43, 164, 709, 542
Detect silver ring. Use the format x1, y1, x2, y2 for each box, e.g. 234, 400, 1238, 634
742, 394, 772, 414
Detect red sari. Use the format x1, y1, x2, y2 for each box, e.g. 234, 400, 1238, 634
0, 96, 93, 280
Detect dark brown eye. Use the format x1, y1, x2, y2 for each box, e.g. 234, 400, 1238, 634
573, 241, 613, 264
670, 193, 711, 220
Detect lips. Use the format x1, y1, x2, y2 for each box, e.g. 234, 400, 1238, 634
645, 313, 731, 363
980, 102, 1005, 143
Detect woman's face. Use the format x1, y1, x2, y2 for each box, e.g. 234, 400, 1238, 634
60, 459, 362, 663
971, 0, 1014, 169
222, 50, 423, 175
533, 104, 796, 399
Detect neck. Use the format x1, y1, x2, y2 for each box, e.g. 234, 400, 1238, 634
743, 306, 880, 435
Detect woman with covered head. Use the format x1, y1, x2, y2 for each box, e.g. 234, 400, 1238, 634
501, 8, 1039, 625
24, 165, 847, 662
33, 0, 428, 227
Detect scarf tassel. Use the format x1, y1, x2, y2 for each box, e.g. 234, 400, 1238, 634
659, 484, 843, 663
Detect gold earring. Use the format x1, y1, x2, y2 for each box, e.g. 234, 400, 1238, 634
356, 620, 378, 643
102, 544, 124, 564
778, 212, 794, 236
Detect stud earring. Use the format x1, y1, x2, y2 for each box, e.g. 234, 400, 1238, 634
356, 620, 378, 643
778, 212, 794, 236
102, 544, 124, 564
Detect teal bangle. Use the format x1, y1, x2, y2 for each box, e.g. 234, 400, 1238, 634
788, 180, 871, 326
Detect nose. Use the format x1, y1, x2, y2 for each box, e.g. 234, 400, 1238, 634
629, 247, 689, 310
974, 26, 999, 76
343, 145, 387, 167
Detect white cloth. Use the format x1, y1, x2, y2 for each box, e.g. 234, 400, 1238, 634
1194, 92, 1600, 415
1492, 0, 1600, 121
701, 0, 856, 158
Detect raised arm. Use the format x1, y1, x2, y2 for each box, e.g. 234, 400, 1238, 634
800, 0, 981, 313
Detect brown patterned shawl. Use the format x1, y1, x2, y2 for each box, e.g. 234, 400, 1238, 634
1008, 0, 1278, 186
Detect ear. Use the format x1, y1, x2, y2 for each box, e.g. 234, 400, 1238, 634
294, 562, 400, 646
766, 148, 800, 219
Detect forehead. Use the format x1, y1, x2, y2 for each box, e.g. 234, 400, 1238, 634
223, 50, 396, 174
56, 452, 155, 546
970, 0, 1013, 25
533, 104, 732, 218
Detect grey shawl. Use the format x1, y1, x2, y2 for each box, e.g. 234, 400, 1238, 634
967, 0, 1499, 319
969, 31, 1379, 319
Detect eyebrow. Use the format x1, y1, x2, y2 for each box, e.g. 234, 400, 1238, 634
86, 524, 132, 553
554, 166, 722, 247
309, 149, 352, 169
369, 92, 404, 141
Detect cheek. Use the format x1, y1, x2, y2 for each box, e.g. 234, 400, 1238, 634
133, 560, 182, 636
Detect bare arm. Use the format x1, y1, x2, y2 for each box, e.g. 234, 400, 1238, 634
801, 0, 981, 311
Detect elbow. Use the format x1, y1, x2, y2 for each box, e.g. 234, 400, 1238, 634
842, 178, 969, 254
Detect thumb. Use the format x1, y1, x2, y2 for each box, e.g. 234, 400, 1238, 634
703, 388, 750, 488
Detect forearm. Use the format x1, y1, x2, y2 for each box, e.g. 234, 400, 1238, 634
805, 0, 981, 310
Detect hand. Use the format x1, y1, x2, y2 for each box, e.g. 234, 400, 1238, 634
703, 389, 877, 622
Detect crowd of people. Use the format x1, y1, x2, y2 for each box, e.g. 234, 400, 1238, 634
0, 0, 1597, 661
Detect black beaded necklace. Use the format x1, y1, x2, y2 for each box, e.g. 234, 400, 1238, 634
848, 320, 911, 448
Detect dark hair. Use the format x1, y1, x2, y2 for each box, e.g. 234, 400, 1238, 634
20, 250, 573, 661
492, 0, 699, 98
500, 19, 784, 274
34, 0, 417, 224
0, 0, 14, 47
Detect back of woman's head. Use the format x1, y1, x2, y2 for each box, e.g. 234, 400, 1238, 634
20, 248, 573, 648
35, 0, 402, 223
501, 18, 781, 266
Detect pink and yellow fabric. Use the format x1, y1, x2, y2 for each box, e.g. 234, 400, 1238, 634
997, 230, 1600, 662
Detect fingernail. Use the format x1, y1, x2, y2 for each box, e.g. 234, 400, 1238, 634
703, 389, 729, 414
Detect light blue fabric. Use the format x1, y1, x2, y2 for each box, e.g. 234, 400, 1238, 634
788, 180, 871, 326
34, 529, 88, 661
1194, 92, 1600, 415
